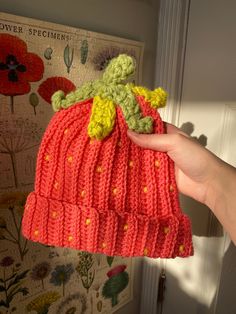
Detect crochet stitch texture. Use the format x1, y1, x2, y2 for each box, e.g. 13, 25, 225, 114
22, 54, 193, 258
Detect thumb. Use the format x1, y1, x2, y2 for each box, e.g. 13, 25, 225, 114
127, 130, 180, 153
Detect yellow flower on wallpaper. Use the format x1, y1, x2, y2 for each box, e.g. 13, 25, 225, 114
26, 291, 60, 313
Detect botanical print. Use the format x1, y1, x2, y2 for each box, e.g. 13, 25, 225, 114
0, 33, 44, 114
106, 256, 114, 267
102, 265, 129, 307
0, 11, 139, 313
0, 256, 29, 309
57, 293, 87, 314
38, 77, 75, 105
50, 264, 74, 297
26, 291, 60, 314
0, 192, 29, 260
63, 45, 74, 74
80, 40, 89, 65
30, 262, 52, 290
29, 92, 40, 115
0, 121, 42, 188
76, 252, 95, 294
93, 46, 136, 71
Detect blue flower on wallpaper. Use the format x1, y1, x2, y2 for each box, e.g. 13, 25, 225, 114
50, 264, 74, 296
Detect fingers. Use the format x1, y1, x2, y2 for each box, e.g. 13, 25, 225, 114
127, 130, 184, 153
127, 122, 189, 152
165, 122, 179, 134
165, 122, 190, 137
127, 122, 191, 153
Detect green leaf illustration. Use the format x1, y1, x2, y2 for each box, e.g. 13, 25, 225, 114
64, 44, 74, 74
29, 92, 39, 115
7, 270, 29, 290
102, 271, 129, 307
80, 40, 88, 64
106, 256, 114, 267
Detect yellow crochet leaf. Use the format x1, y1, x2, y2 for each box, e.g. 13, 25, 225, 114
151, 87, 167, 108
88, 95, 116, 140
132, 86, 167, 109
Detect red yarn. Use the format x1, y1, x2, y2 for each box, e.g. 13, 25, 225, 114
22, 97, 193, 258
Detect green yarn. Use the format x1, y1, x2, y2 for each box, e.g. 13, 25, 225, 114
51, 54, 153, 134
102, 54, 135, 84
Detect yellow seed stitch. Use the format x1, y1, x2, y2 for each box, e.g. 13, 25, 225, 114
67, 156, 73, 163
117, 141, 122, 147
54, 182, 59, 190
81, 190, 85, 198
45, 154, 50, 161
179, 244, 185, 253
64, 128, 69, 134
34, 230, 39, 236
123, 224, 128, 231
155, 160, 160, 168
112, 187, 118, 195
164, 227, 170, 234
129, 160, 133, 167
170, 185, 174, 192
68, 235, 73, 242
96, 166, 103, 173
143, 186, 148, 193
86, 218, 91, 225
51, 211, 57, 219
101, 242, 107, 248
143, 248, 148, 256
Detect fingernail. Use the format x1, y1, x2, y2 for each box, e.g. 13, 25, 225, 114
127, 130, 138, 137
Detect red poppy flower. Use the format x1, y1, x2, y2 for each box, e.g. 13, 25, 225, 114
0, 33, 44, 96
38, 77, 76, 104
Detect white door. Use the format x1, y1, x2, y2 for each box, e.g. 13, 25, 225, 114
141, 0, 236, 313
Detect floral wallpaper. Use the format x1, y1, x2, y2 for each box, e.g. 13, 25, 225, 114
0, 11, 144, 314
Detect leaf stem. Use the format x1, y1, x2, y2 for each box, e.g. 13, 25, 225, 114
10, 96, 14, 114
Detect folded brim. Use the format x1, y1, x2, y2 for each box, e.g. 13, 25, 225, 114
22, 192, 193, 258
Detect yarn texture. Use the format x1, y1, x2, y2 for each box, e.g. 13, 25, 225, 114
22, 54, 193, 258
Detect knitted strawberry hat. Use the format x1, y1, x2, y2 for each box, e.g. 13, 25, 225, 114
22, 54, 193, 258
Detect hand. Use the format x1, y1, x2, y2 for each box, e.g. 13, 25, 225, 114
127, 123, 236, 244
127, 123, 219, 204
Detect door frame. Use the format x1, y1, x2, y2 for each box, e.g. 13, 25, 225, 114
140, 0, 226, 313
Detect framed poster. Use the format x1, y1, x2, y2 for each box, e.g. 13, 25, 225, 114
0, 12, 143, 314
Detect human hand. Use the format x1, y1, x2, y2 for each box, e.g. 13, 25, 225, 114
127, 123, 236, 244
127, 123, 219, 205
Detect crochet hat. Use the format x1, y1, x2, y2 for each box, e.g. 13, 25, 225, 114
22, 54, 193, 258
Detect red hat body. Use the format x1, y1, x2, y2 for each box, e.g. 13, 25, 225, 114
22, 96, 193, 258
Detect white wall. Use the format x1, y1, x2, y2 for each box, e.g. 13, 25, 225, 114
163, 0, 236, 313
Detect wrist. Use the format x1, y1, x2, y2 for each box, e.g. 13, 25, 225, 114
205, 158, 236, 243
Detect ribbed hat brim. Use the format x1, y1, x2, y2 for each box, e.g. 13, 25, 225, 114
22, 192, 193, 258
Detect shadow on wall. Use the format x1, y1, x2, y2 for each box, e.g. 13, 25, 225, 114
180, 122, 207, 147
140, 121, 226, 314
156, 270, 209, 314
179, 121, 223, 238
157, 241, 236, 314
212, 241, 236, 314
